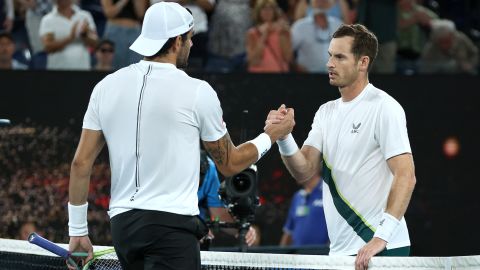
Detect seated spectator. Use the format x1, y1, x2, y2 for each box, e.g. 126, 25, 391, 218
101, 0, 146, 69
246, 0, 292, 73
0, 32, 28, 70
291, 6, 342, 73
0, 0, 14, 33
205, 0, 252, 73
94, 39, 114, 71
18, 221, 37, 240
39, 0, 98, 70
396, 0, 437, 73
150, 0, 215, 69
419, 19, 479, 74
279, 173, 329, 246
22, 0, 53, 54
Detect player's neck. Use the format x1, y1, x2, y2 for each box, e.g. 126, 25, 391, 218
339, 76, 369, 102
146, 53, 178, 67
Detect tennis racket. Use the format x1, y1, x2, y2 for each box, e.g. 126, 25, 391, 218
28, 232, 119, 270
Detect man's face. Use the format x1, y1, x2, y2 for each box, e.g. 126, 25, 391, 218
326, 36, 361, 88
95, 43, 114, 65
176, 30, 193, 69
56, 0, 73, 9
0, 37, 15, 62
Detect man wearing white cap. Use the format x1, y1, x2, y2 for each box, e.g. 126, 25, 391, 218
66, 2, 295, 270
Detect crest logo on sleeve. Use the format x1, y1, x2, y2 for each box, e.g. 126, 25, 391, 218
351, 123, 361, 134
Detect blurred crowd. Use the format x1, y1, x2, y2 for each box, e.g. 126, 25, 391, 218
0, 0, 478, 74
0, 121, 112, 244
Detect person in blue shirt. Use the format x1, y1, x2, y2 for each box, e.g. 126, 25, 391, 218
280, 173, 329, 246
198, 150, 257, 247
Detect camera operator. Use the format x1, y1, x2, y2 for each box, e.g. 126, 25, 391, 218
198, 150, 257, 248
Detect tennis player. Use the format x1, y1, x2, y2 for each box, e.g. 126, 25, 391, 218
66, 2, 294, 270
267, 24, 416, 270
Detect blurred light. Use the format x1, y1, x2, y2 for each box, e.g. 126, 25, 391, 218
443, 136, 460, 159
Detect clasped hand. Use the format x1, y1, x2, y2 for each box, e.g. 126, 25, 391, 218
264, 104, 295, 142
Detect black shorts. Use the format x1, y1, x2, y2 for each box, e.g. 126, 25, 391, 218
110, 209, 208, 270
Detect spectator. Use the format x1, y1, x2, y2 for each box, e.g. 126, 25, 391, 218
279, 174, 329, 246
419, 19, 479, 74
0, 32, 28, 69
294, 0, 351, 24
396, 0, 437, 73
21, 0, 53, 54
356, 0, 397, 74
151, 0, 215, 70
246, 0, 292, 73
94, 39, 114, 71
101, 0, 146, 69
18, 221, 37, 240
39, 0, 98, 70
1, 0, 14, 32
205, 0, 252, 72
291, 6, 342, 73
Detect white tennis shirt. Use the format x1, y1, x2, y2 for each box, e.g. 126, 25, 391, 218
83, 61, 227, 218
304, 83, 412, 255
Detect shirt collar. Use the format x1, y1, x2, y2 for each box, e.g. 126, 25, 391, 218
139, 60, 178, 70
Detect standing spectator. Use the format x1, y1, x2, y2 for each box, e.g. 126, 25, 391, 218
279, 174, 329, 246
39, 0, 98, 70
151, 0, 215, 69
206, 0, 252, 72
246, 0, 292, 73
101, 0, 147, 69
93, 38, 114, 71
291, 6, 342, 73
0, 32, 28, 69
294, 0, 351, 23
356, 0, 397, 74
419, 19, 479, 74
21, 0, 53, 54
396, 0, 437, 73
1, 0, 14, 32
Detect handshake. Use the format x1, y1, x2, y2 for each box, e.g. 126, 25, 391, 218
264, 104, 295, 143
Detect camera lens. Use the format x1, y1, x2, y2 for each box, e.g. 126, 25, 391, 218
232, 175, 250, 192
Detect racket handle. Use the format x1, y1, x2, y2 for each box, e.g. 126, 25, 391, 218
28, 232, 70, 259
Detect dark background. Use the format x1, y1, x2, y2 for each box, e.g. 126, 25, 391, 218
1, 71, 479, 256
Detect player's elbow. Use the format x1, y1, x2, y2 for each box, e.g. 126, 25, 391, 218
71, 157, 92, 173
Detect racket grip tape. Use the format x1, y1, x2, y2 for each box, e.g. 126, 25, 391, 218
28, 232, 71, 259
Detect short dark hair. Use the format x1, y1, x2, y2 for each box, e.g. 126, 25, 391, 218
332, 24, 378, 72
96, 39, 115, 51
0, 32, 14, 42
145, 31, 190, 60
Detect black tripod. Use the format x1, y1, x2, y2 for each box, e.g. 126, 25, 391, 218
206, 218, 251, 252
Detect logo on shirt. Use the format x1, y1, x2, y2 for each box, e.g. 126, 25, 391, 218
351, 123, 361, 134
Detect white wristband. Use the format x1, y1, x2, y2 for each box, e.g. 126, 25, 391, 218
68, 202, 89, 237
249, 133, 272, 161
277, 133, 299, 156
373, 212, 400, 243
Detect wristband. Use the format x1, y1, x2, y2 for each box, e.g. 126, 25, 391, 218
249, 133, 272, 161
68, 202, 89, 236
277, 133, 299, 156
373, 212, 400, 243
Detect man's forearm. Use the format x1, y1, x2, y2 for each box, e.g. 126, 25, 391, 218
385, 173, 416, 219
281, 150, 317, 183
69, 164, 92, 204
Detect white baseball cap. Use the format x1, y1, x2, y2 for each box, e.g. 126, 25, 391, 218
129, 2, 194, 57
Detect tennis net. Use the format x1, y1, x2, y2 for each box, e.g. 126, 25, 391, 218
1, 238, 480, 270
